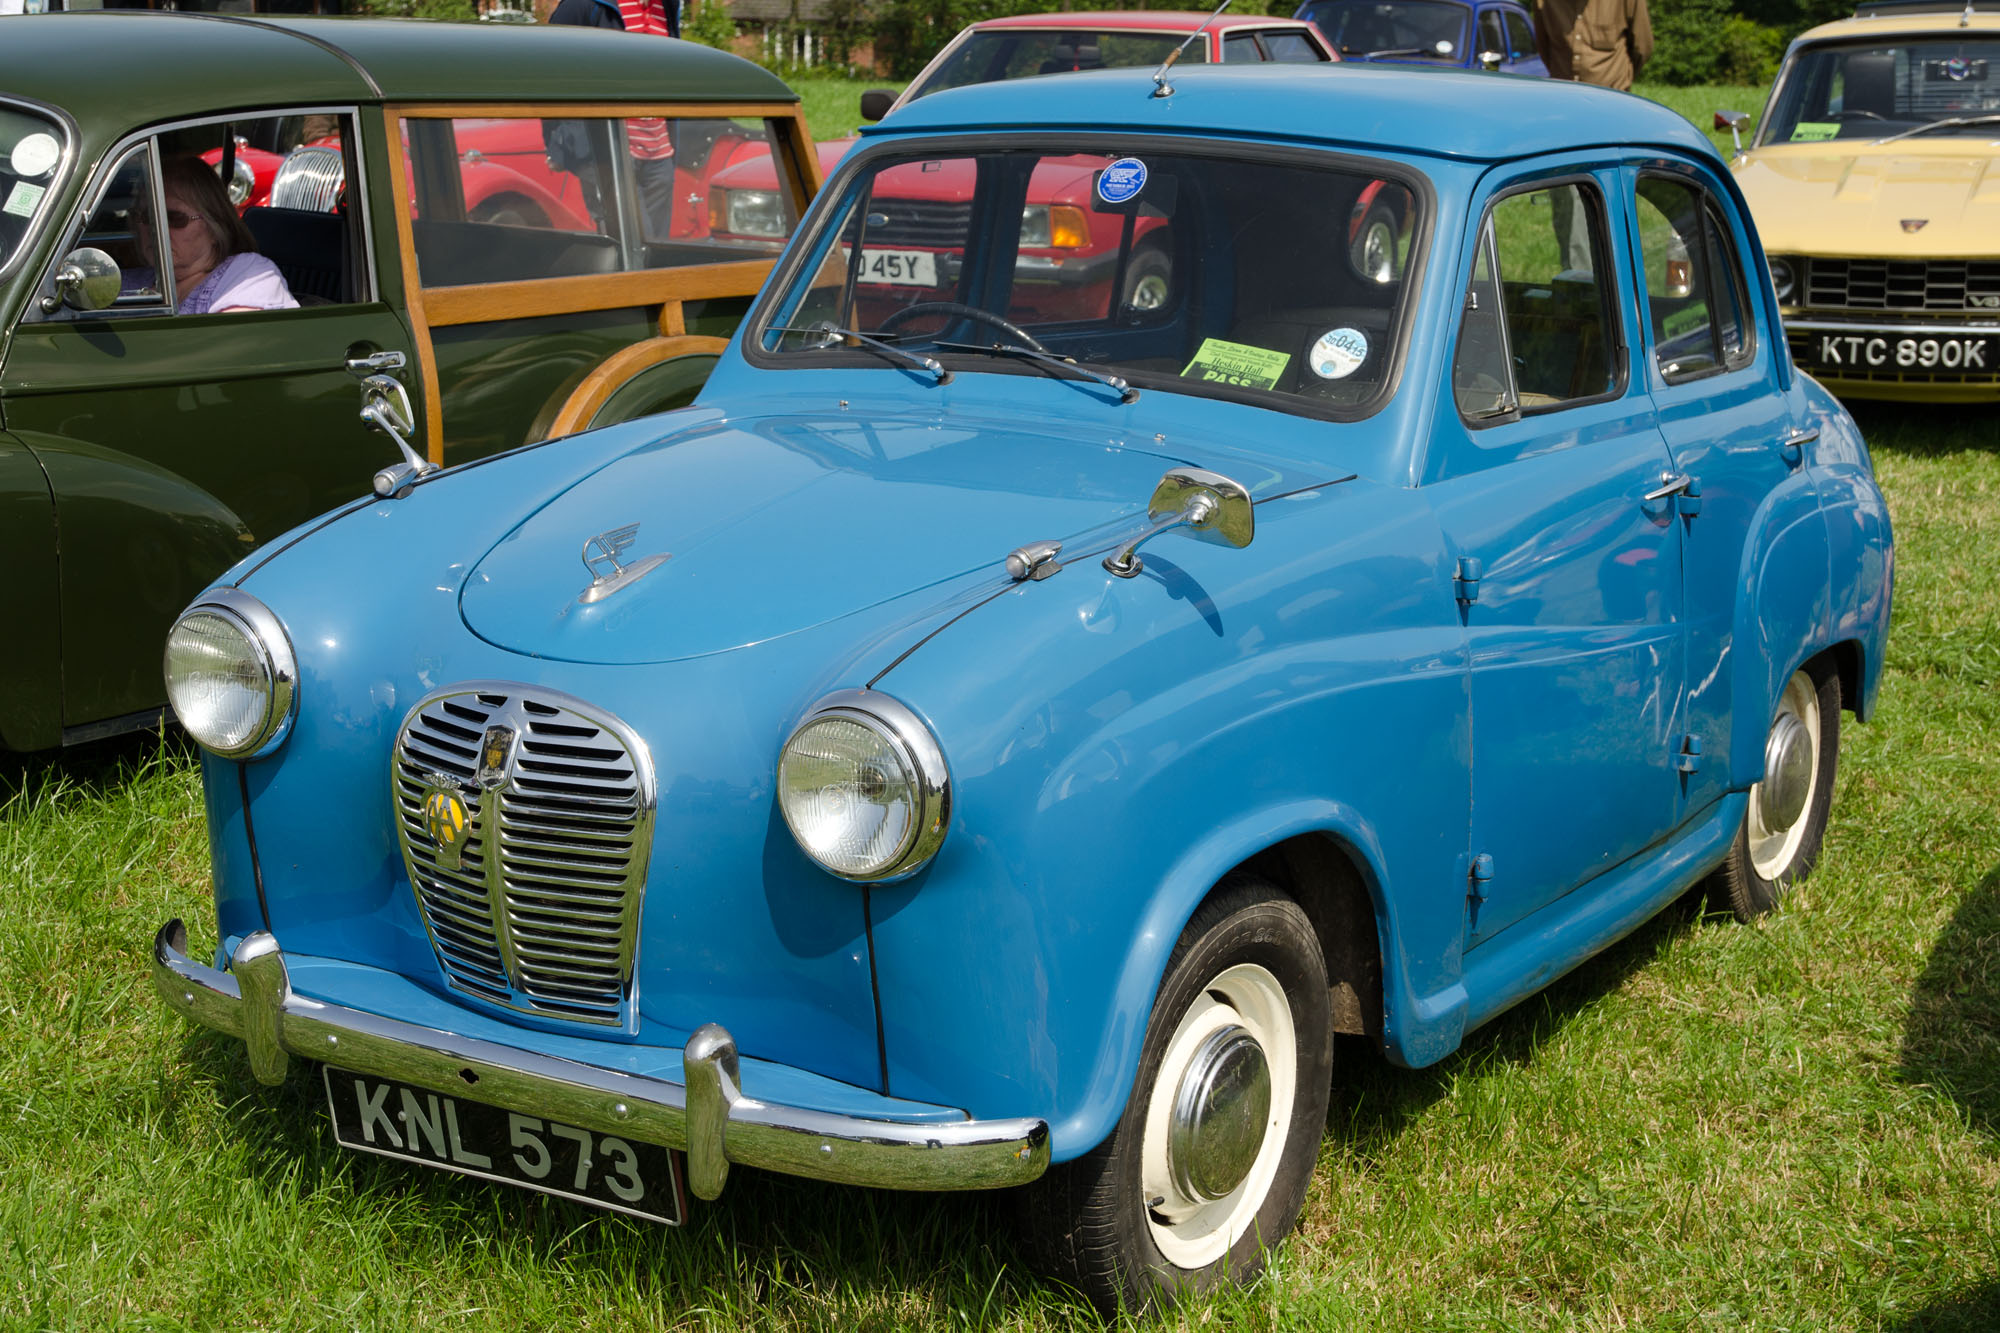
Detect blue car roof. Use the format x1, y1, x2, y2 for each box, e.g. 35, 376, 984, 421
865, 63, 1715, 165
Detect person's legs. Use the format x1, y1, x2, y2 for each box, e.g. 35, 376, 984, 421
635, 156, 677, 245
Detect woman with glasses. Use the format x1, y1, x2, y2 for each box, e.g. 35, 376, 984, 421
137, 155, 296, 314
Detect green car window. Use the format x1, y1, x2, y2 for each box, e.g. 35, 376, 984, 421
0, 106, 67, 275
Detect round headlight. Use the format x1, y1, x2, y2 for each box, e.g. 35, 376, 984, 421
1768, 257, 1795, 303
163, 590, 297, 759
777, 690, 950, 882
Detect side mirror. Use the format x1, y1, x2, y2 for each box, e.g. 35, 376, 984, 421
1714, 109, 1751, 154
858, 89, 897, 122
1103, 467, 1254, 578
40, 247, 121, 314
1477, 49, 1504, 71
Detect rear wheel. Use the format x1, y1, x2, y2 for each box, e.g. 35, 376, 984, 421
1121, 245, 1173, 313
1708, 658, 1841, 921
1022, 876, 1332, 1313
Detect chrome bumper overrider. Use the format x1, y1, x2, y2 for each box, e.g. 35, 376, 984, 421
153, 921, 1049, 1199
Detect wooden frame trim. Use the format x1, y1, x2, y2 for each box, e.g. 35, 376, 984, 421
380, 101, 820, 464
545, 334, 730, 437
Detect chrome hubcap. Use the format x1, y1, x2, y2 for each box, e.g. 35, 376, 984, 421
1761, 711, 1813, 833
1167, 1025, 1271, 1204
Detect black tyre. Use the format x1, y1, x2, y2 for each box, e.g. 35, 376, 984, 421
1121, 245, 1173, 313
1022, 875, 1333, 1314
1708, 657, 1841, 921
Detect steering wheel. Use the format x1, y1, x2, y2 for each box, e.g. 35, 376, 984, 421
876, 301, 1047, 353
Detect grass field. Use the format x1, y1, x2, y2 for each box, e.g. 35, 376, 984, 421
3, 88, 1998, 1332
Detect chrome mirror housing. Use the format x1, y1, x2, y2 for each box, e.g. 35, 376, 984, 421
42, 247, 121, 314
1715, 109, 1751, 154
1104, 467, 1254, 578
1477, 49, 1503, 71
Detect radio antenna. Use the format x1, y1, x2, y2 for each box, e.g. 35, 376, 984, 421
1151, 0, 1232, 98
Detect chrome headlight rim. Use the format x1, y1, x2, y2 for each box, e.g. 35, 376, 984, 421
1768, 256, 1795, 304
777, 688, 951, 883
163, 588, 298, 760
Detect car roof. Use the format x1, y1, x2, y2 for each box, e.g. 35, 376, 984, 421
1791, 9, 2000, 43
0, 12, 793, 131
868, 63, 1714, 164
970, 11, 1322, 32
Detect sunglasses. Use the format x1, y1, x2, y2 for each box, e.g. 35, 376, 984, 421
135, 208, 201, 231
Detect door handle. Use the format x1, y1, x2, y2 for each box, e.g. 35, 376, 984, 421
1643, 473, 1693, 502
346, 349, 407, 377
1779, 427, 1817, 467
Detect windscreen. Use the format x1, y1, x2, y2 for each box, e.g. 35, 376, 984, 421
756, 143, 1423, 415
1296, 0, 1468, 61
907, 30, 1210, 102
1765, 38, 2000, 143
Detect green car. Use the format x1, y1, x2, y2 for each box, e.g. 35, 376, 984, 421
0, 11, 819, 752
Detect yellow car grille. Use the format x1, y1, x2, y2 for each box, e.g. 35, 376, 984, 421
1802, 258, 2000, 313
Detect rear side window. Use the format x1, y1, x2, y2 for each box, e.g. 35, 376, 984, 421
1454, 181, 1620, 419
1261, 30, 1330, 62
1633, 174, 1755, 381
1504, 9, 1536, 58
1478, 10, 1506, 58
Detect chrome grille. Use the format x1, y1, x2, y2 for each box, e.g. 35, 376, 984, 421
1800, 257, 2000, 313
393, 686, 654, 1027
858, 199, 971, 248
270, 145, 347, 212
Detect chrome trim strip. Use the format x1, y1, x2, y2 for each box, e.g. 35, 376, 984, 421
153, 921, 1050, 1196
1785, 318, 2000, 334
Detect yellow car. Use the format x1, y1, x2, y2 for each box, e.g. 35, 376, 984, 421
1721, 0, 2000, 401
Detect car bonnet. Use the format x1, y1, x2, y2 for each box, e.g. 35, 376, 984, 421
457, 408, 1190, 664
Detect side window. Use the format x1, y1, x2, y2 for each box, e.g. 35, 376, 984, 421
1477, 10, 1506, 58
1223, 34, 1263, 62
1504, 10, 1536, 58
1453, 181, 1618, 419
1261, 31, 1328, 63
43, 112, 361, 320
1633, 174, 1754, 381
406, 115, 803, 289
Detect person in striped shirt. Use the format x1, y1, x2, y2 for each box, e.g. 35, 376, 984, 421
548, 0, 681, 242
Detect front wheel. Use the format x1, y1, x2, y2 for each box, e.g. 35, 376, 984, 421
1708, 658, 1841, 921
1022, 876, 1332, 1313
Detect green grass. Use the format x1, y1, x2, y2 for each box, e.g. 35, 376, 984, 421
5, 98, 2000, 1332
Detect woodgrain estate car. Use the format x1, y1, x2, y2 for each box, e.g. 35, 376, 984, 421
1721, 0, 2000, 400
0, 12, 818, 752
154, 63, 1893, 1311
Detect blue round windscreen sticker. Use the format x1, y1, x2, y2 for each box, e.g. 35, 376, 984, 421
1097, 158, 1148, 206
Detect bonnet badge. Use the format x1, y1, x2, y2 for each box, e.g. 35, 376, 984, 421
580, 523, 671, 604
1901, 218, 1929, 233
422, 783, 474, 872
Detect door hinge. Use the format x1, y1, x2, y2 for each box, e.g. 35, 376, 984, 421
1676, 480, 1702, 518
1469, 852, 1495, 901
1454, 556, 1483, 604
1675, 733, 1703, 773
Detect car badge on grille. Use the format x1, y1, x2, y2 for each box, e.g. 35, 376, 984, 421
1901, 218, 1929, 233
580, 522, 671, 605
422, 784, 473, 872
477, 724, 516, 788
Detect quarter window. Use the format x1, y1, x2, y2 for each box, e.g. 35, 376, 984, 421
1453, 181, 1618, 419
1503, 10, 1536, 59
1478, 11, 1506, 58
1633, 175, 1755, 381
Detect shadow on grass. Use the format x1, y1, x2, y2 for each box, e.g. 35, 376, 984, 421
1329, 889, 1709, 1161
1887, 1280, 2000, 1332
1846, 401, 2000, 461
0, 724, 194, 807
1901, 864, 2000, 1144
177, 1025, 1082, 1323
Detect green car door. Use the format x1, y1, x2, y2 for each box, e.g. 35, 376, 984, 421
3, 115, 417, 737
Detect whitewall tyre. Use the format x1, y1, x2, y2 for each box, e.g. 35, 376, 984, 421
1710, 658, 1841, 922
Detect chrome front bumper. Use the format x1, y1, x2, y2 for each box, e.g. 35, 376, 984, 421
153, 921, 1049, 1199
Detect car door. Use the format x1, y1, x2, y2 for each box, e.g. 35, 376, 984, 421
1624, 162, 1800, 818
1, 113, 419, 733
1426, 164, 1688, 947
1502, 5, 1548, 75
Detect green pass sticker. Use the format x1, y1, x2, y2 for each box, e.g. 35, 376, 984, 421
1181, 339, 1291, 390
1790, 121, 1839, 142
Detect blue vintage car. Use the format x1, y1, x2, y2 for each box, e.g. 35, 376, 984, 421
154, 62, 1891, 1311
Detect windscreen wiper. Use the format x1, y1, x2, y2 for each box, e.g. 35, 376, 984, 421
1870, 114, 2000, 146
934, 340, 1139, 403
770, 322, 951, 384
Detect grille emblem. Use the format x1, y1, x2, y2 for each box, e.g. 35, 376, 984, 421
579, 523, 671, 604
1901, 218, 1929, 233
478, 724, 516, 788
422, 784, 473, 871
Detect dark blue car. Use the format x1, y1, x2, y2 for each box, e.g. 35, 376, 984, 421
1296, 0, 1549, 73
